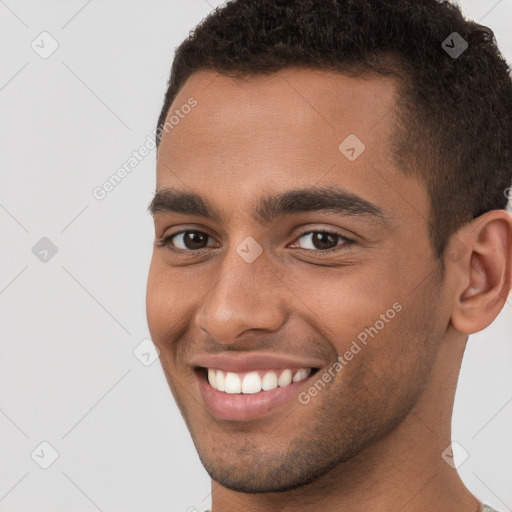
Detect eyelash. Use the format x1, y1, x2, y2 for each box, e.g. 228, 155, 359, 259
155, 229, 355, 257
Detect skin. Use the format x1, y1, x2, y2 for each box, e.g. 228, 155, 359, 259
146, 68, 512, 512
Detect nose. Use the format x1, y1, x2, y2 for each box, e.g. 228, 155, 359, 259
194, 245, 287, 344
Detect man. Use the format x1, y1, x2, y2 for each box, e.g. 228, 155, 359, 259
146, 0, 512, 510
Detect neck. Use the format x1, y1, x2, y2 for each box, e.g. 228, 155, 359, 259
210, 331, 481, 512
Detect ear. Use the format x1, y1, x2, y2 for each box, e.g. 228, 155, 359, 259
448, 210, 512, 335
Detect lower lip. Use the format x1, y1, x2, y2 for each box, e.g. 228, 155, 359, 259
196, 369, 317, 421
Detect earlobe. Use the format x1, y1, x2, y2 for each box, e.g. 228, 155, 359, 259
449, 211, 512, 335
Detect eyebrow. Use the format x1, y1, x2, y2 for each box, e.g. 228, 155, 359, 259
148, 186, 388, 226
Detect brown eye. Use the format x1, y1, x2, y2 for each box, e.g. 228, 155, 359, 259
293, 231, 350, 251
164, 231, 217, 250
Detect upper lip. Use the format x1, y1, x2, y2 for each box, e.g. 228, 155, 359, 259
189, 352, 325, 373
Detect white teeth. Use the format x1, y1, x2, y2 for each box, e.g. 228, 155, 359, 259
208, 369, 216, 388
261, 371, 278, 391
216, 370, 225, 392
207, 367, 312, 394
224, 372, 241, 393
277, 369, 292, 387
292, 368, 311, 382
241, 371, 261, 394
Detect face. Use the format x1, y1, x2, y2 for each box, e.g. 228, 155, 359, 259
146, 68, 449, 493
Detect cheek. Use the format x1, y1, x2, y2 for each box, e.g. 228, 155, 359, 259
283, 264, 426, 389
146, 257, 188, 343
146, 256, 211, 349
284, 264, 403, 342
146, 258, 166, 338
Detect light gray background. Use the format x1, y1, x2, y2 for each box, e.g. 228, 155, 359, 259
1, 1, 511, 511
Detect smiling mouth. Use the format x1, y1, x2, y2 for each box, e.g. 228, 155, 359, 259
196, 366, 321, 394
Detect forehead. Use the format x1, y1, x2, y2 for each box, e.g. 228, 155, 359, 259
156, 68, 428, 225
162, 67, 397, 151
